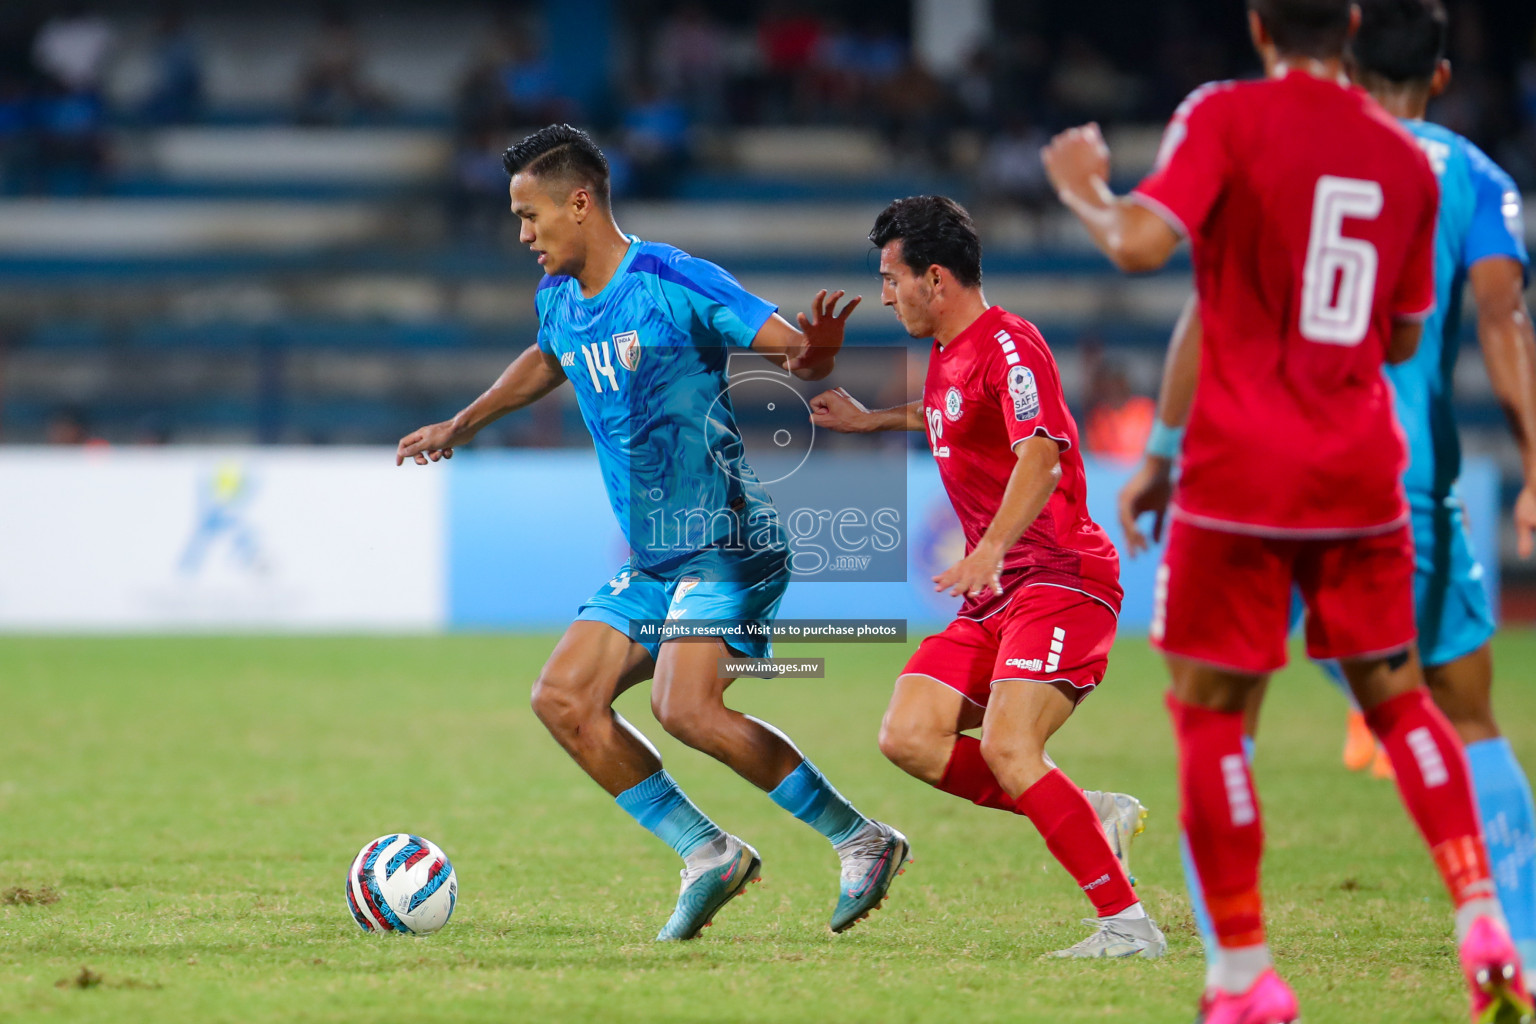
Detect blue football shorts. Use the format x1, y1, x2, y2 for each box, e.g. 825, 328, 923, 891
576, 543, 790, 660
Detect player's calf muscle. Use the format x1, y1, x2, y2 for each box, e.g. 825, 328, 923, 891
978, 724, 1050, 797
1423, 648, 1499, 743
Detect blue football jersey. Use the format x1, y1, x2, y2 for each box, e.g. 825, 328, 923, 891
1391, 120, 1529, 508
534, 237, 784, 574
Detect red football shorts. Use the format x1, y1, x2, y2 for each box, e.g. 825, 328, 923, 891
1152, 518, 1416, 674
902, 583, 1119, 708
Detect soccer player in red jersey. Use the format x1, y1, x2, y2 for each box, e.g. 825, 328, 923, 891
1042, 0, 1529, 1020
810, 195, 1167, 959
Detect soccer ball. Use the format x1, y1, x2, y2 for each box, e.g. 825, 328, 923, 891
346, 833, 458, 935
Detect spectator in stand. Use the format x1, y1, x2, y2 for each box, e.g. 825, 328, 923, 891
757, 2, 822, 122
32, 3, 112, 96
878, 57, 952, 168
1082, 359, 1154, 464
814, 17, 905, 123
31, 3, 111, 195
977, 114, 1052, 230
449, 124, 511, 239
654, 3, 728, 128
0, 15, 36, 195
809, 17, 859, 121
498, 31, 571, 128
296, 5, 387, 125
954, 45, 998, 132
454, 14, 573, 133
455, 14, 517, 131
46, 408, 105, 446
141, 4, 202, 124
620, 81, 691, 198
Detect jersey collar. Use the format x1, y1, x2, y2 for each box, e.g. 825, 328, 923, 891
575, 234, 642, 308
938, 304, 1001, 353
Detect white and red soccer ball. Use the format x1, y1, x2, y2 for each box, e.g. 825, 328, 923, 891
346, 833, 457, 935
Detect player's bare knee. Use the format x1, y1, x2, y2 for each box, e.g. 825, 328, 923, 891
650, 690, 715, 749
978, 727, 1045, 778
876, 713, 927, 774
530, 669, 597, 737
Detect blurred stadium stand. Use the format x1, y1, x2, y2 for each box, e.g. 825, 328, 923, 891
2, 0, 1535, 568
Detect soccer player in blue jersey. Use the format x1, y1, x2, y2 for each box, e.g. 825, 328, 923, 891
396, 124, 909, 940
1117, 0, 1536, 983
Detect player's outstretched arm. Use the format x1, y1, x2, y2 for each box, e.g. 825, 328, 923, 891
751, 289, 861, 381
1471, 256, 1536, 556
1040, 123, 1180, 274
809, 388, 922, 432
395, 344, 566, 466
934, 435, 1060, 598
1118, 293, 1201, 554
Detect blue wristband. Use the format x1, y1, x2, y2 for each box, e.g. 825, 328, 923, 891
1146, 420, 1185, 460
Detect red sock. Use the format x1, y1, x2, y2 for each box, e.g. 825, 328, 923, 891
1014, 768, 1137, 916
1167, 693, 1266, 947
1364, 688, 1496, 907
938, 736, 1018, 812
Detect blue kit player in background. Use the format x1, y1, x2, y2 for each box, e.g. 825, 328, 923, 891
396, 125, 909, 940
1117, 0, 1536, 981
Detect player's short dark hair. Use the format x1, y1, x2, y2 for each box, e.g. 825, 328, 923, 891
1248, 0, 1353, 59
1351, 0, 1447, 84
869, 196, 982, 288
502, 124, 611, 206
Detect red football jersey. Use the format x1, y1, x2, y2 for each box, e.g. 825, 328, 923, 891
1133, 72, 1438, 536
922, 306, 1123, 616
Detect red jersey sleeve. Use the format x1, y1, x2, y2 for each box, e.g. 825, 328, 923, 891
1132, 81, 1235, 239
988, 336, 1074, 452
1393, 167, 1438, 320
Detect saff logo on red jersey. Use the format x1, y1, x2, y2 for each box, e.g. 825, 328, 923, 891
943, 387, 963, 420
1008, 365, 1039, 421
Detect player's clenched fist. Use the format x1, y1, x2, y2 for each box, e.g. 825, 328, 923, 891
809, 387, 873, 433
1040, 122, 1111, 200
396, 420, 470, 466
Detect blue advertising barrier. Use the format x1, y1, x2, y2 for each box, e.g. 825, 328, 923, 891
447, 451, 1501, 634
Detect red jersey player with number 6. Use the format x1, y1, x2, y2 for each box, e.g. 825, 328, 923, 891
1042, 0, 1529, 1021
810, 196, 1167, 960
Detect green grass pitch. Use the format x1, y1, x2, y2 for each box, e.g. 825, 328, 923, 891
2, 632, 1534, 1022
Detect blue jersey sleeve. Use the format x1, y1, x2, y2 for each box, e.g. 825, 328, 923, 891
1463, 140, 1529, 279
637, 249, 778, 348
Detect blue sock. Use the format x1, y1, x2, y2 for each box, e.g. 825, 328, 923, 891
768, 759, 868, 846
1185, 737, 1254, 966
1180, 832, 1219, 967
615, 770, 724, 859
1466, 738, 1536, 961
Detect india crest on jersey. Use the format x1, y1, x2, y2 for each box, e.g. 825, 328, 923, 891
613, 330, 641, 372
